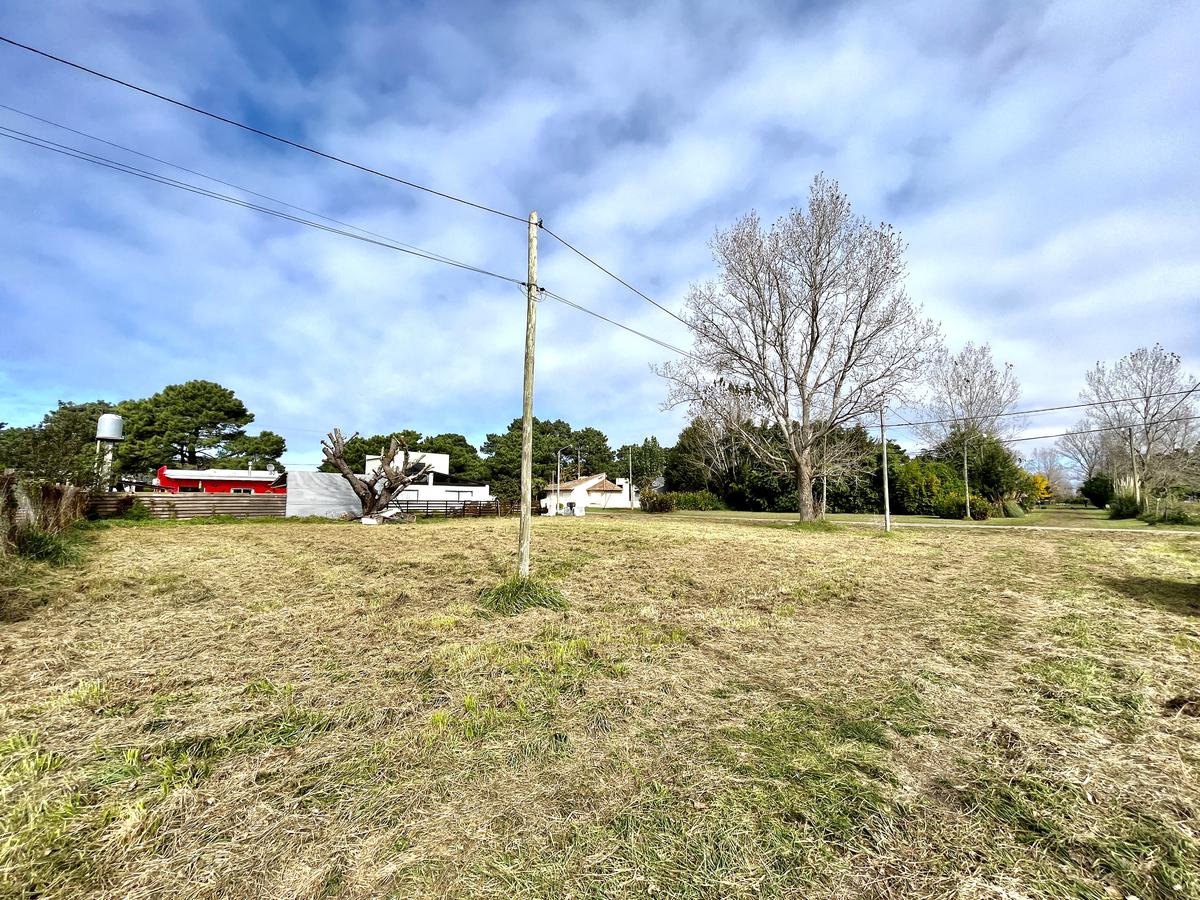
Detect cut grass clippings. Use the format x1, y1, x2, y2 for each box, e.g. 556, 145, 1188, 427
0, 516, 1198, 897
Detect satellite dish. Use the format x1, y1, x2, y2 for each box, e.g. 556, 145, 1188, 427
266, 463, 277, 474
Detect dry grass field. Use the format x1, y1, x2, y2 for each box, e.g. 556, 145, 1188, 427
2, 516, 1199, 899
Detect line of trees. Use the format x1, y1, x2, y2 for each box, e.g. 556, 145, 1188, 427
0, 380, 286, 488
321, 419, 668, 504
654, 174, 1197, 520
662, 415, 1041, 518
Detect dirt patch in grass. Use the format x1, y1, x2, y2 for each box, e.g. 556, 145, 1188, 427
1, 519, 1198, 897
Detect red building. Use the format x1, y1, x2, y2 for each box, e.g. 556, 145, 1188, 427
155, 466, 286, 494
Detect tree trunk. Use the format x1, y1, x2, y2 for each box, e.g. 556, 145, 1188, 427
795, 451, 816, 520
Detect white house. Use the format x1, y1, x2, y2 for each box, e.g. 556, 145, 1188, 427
364, 452, 494, 504
540, 472, 641, 516
282, 453, 493, 518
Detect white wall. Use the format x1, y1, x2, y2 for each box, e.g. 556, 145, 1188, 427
364, 451, 450, 476
286, 471, 360, 518
603, 478, 641, 509
541, 483, 592, 515
393, 483, 493, 503
286, 471, 493, 518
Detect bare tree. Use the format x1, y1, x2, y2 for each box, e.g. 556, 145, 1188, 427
673, 415, 749, 493
1080, 345, 1198, 501
321, 429, 433, 518
915, 342, 1022, 446
1056, 423, 1123, 484
658, 175, 940, 520
814, 428, 876, 516
1026, 446, 1070, 497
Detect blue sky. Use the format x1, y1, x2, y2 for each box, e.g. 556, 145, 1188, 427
0, 1, 1197, 471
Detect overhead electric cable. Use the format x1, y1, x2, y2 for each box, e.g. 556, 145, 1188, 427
883, 388, 1199, 431
0, 102, 470, 268
0, 34, 528, 223
1000, 414, 1200, 446
0, 121, 699, 366
0, 127, 526, 285
1156, 381, 1200, 423
537, 288, 697, 359
539, 224, 690, 326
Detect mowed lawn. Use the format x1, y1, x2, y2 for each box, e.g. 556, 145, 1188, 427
601, 504, 1200, 532
2, 517, 1199, 899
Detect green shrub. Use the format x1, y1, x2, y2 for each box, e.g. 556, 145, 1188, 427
1139, 505, 1199, 526
666, 490, 724, 511
892, 460, 946, 516
12, 527, 82, 565
1001, 500, 1026, 518
121, 500, 153, 521
1108, 494, 1140, 519
1080, 474, 1115, 509
640, 491, 676, 513
936, 493, 989, 520
936, 493, 966, 519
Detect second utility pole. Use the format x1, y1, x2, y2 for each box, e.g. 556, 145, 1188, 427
518, 211, 538, 579
879, 407, 891, 533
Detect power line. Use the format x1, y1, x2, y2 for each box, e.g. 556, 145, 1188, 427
884, 388, 1199, 431
539, 223, 690, 326
0, 34, 529, 224
538, 288, 697, 359
1154, 381, 1200, 423
0, 102, 473, 269
0, 118, 695, 369
1001, 414, 1200, 446
0, 37, 706, 350
0, 126, 526, 286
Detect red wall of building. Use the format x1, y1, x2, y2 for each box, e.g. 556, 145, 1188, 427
156, 467, 285, 494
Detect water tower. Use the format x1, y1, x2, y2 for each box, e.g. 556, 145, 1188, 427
95, 413, 124, 490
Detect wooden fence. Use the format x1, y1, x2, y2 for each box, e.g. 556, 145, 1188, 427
89, 493, 286, 520
387, 499, 518, 518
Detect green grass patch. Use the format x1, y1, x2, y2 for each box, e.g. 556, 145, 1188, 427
478, 576, 567, 615
1021, 655, 1145, 728
8, 525, 85, 564
780, 519, 842, 533
536, 549, 600, 579
1050, 612, 1119, 650
472, 684, 932, 894
948, 760, 1200, 897
85, 514, 348, 529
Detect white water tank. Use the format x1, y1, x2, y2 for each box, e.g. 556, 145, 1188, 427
96, 413, 124, 442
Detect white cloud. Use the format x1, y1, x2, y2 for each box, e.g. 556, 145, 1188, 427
0, 0, 1197, 469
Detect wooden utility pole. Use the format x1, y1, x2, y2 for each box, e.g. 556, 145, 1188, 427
963, 441, 971, 520
879, 407, 891, 533
518, 211, 538, 579
1128, 426, 1140, 507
